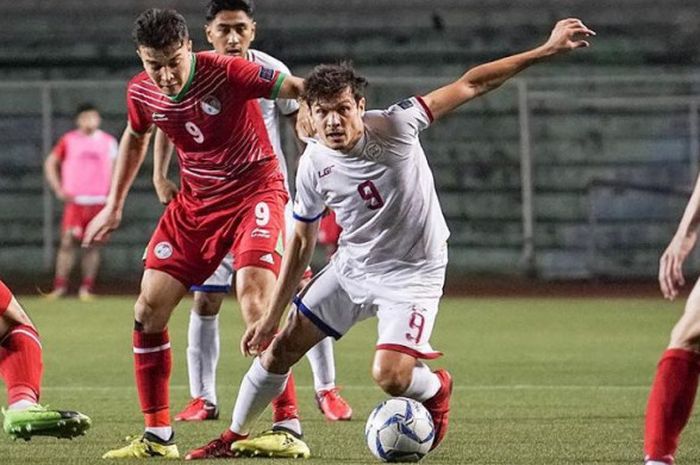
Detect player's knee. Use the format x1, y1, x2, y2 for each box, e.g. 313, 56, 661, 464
263, 337, 299, 374
193, 292, 223, 316
59, 233, 76, 249
134, 295, 167, 332
372, 362, 412, 396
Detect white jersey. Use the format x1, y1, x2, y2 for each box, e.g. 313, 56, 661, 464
293, 96, 450, 299
247, 49, 299, 191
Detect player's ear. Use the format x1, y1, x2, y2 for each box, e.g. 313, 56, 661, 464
186, 39, 193, 52
204, 23, 214, 45
250, 21, 257, 42
358, 97, 366, 116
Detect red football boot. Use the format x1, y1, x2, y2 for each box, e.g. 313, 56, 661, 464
175, 397, 219, 422
315, 387, 353, 421
184, 430, 245, 460
422, 369, 453, 450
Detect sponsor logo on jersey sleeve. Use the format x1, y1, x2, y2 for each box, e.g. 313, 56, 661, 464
259, 67, 275, 82
397, 99, 414, 110
201, 95, 222, 115
154, 241, 173, 260
251, 228, 271, 239
152, 112, 168, 121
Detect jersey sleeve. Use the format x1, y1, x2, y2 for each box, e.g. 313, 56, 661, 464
126, 84, 153, 135
292, 150, 325, 223
52, 135, 67, 161
276, 96, 300, 116
226, 57, 286, 101
381, 95, 434, 143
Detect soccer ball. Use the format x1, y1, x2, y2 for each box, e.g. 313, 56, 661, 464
365, 397, 435, 462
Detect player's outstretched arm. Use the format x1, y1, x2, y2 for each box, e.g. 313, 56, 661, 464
423, 18, 595, 121
82, 125, 152, 247
241, 219, 319, 356
152, 129, 178, 205
659, 174, 700, 300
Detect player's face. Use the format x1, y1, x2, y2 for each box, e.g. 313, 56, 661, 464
205, 10, 256, 57
75, 110, 101, 134
137, 40, 193, 96
310, 87, 365, 152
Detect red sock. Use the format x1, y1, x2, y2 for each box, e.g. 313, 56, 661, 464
0, 280, 11, 315
272, 371, 299, 423
0, 325, 43, 405
133, 328, 172, 427
53, 276, 67, 291
644, 348, 700, 463
80, 277, 95, 291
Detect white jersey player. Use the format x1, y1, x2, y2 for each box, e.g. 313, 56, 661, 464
186, 18, 595, 460
151, 0, 351, 435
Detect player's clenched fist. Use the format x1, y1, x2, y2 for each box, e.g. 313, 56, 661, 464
542, 18, 596, 55
82, 205, 122, 247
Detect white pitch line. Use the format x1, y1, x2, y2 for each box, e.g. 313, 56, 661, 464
41, 384, 650, 392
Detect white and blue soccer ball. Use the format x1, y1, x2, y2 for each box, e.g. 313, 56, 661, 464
365, 397, 435, 462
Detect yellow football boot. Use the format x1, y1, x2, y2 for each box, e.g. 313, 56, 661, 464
232, 428, 310, 459
102, 432, 179, 459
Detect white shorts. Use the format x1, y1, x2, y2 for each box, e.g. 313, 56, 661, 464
294, 264, 443, 359
190, 253, 234, 293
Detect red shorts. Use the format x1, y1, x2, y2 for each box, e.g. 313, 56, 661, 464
144, 185, 288, 288
62, 203, 105, 240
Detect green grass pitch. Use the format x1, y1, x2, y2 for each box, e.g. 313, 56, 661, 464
1, 295, 697, 464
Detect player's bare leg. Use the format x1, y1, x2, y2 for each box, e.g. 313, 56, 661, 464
644, 278, 700, 465
175, 291, 223, 422
0, 280, 91, 440
78, 244, 100, 301
186, 309, 322, 460
372, 350, 452, 450
103, 269, 186, 459
48, 231, 78, 298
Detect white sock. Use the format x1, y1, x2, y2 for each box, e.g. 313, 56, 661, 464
8, 399, 36, 411
306, 337, 336, 392
645, 462, 672, 465
230, 358, 288, 436
401, 362, 441, 402
273, 417, 302, 436
145, 426, 172, 442
187, 311, 220, 405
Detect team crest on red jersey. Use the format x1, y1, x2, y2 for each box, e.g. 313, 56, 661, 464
201, 95, 222, 116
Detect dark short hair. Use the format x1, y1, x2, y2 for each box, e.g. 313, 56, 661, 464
302, 63, 368, 106
75, 103, 98, 117
206, 0, 255, 22
132, 8, 189, 49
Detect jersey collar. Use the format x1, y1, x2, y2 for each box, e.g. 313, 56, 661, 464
167, 53, 197, 103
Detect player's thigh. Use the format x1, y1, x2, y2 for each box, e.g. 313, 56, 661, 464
264, 306, 327, 374
236, 266, 276, 327
135, 269, 188, 332
669, 277, 700, 349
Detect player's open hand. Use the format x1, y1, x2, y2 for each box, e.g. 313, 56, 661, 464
543, 18, 595, 55
153, 177, 178, 205
82, 205, 122, 248
659, 231, 697, 300
241, 316, 278, 357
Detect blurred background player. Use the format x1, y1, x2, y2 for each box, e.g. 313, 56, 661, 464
152, 0, 351, 425
82, 8, 305, 459
0, 279, 91, 439
186, 18, 595, 460
43, 103, 117, 301
644, 172, 700, 464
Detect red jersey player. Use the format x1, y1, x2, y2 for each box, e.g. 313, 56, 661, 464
644, 172, 700, 465
82, 8, 304, 459
0, 280, 91, 440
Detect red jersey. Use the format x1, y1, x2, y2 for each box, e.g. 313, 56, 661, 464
126, 52, 287, 214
